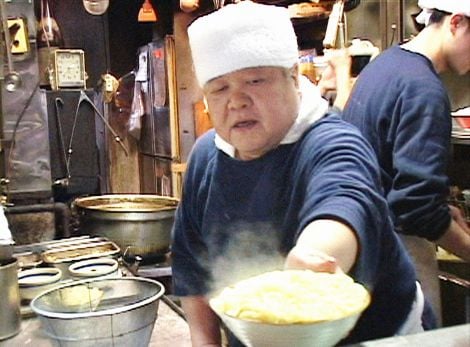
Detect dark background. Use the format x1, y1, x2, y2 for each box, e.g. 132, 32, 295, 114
40, 0, 176, 89
41, 0, 361, 87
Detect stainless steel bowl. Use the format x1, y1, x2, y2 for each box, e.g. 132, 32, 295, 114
30, 277, 165, 347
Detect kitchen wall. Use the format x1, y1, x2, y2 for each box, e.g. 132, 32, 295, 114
0, 0, 176, 243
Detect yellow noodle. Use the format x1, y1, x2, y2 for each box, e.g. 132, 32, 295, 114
210, 270, 370, 324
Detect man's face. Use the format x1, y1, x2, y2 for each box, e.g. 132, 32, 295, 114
203, 66, 300, 161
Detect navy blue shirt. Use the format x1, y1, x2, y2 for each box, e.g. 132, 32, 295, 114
172, 114, 418, 343
342, 45, 452, 240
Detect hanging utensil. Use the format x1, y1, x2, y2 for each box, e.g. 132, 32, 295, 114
77, 90, 129, 156
0, 0, 22, 92
65, 91, 130, 178
323, 0, 346, 49
101, 73, 119, 103
53, 97, 71, 187
138, 0, 157, 22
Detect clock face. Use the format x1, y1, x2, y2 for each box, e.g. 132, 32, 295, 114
54, 50, 86, 88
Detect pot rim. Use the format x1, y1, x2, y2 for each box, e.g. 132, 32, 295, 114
74, 194, 179, 212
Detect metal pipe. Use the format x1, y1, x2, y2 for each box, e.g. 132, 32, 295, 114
4, 202, 71, 238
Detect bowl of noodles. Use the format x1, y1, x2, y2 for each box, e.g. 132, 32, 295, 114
209, 270, 370, 347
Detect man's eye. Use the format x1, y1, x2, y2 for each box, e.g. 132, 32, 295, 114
248, 78, 264, 85
210, 85, 228, 93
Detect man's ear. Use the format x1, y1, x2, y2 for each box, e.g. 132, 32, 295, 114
449, 14, 468, 34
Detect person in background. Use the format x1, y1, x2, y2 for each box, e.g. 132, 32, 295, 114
171, 2, 436, 347
316, 48, 353, 110
341, 0, 470, 323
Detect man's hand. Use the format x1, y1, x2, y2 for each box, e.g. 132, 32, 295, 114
285, 219, 358, 273
285, 246, 340, 273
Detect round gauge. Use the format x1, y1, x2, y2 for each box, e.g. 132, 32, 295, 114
53, 49, 87, 89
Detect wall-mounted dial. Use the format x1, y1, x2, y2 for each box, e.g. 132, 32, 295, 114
52, 49, 87, 89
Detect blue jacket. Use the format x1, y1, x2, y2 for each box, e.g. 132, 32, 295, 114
172, 114, 418, 343
342, 45, 452, 240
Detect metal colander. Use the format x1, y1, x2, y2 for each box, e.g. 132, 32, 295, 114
30, 277, 164, 347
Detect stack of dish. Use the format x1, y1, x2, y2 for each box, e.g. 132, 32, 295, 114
18, 267, 63, 303
452, 107, 470, 142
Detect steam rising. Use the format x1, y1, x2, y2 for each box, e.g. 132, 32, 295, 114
208, 222, 285, 295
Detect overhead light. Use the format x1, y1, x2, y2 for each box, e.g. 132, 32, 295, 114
138, 0, 158, 22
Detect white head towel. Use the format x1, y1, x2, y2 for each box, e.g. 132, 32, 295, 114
187, 1, 299, 86
416, 0, 470, 26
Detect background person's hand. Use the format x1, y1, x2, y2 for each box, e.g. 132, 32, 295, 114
317, 49, 353, 109
449, 204, 470, 234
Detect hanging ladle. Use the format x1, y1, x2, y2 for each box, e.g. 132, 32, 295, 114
0, 0, 22, 92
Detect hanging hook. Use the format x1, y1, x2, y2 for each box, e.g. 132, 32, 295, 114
78, 90, 129, 156
54, 97, 71, 185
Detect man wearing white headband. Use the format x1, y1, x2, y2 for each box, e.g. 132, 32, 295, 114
343, 0, 470, 327
171, 2, 435, 346
416, 0, 470, 26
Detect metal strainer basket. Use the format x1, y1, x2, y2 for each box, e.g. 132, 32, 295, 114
30, 277, 164, 347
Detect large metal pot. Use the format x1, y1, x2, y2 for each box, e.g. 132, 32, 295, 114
0, 259, 21, 340
73, 195, 179, 261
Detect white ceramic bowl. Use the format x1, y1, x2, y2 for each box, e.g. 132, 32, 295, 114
213, 308, 364, 347
68, 257, 120, 280
209, 270, 370, 347
18, 267, 62, 302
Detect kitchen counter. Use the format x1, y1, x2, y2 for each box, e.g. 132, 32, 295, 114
351, 324, 470, 346
1, 307, 468, 347
1, 297, 467, 347
0, 300, 192, 347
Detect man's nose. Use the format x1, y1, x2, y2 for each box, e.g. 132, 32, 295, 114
228, 89, 251, 110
